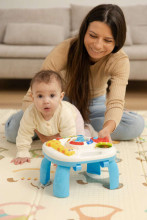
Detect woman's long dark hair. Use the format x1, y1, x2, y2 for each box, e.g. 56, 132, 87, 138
66, 4, 126, 122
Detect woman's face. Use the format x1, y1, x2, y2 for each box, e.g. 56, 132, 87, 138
84, 21, 115, 62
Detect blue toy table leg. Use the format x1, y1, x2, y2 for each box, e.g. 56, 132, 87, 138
108, 160, 119, 189
40, 157, 51, 185
53, 165, 70, 198
87, 162, 101, 175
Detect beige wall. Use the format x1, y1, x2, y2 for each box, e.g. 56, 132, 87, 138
0, 0, 147, 8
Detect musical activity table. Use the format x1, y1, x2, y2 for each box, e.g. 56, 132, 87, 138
40, 136, 119, 198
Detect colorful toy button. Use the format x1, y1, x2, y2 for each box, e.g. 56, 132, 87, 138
96, 142, 112, 148
75, 135, 85, 142
95, 137, 112, 148
86, 139, 93, 144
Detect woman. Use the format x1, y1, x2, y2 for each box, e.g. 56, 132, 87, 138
5, 4, 144, 143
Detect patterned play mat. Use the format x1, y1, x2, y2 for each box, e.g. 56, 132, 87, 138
0, 109, 147, 220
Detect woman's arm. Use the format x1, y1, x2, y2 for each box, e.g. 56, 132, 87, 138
104, 52, 130, 129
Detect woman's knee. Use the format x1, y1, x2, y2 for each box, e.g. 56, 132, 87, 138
133, 113, 145, 136
5, 110, 23, 143
111, 112, 145, 141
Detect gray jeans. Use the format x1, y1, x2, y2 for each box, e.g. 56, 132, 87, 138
88, 96, 145, 140
5, 96, 145, 143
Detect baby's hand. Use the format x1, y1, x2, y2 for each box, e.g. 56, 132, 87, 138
11, 157, 31, 165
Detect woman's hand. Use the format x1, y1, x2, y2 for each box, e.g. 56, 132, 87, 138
98, 127, 112, 142
98, 120, 116, 142
34, 129, 60, 143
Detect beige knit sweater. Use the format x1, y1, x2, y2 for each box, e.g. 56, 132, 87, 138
23, 38, 130, 128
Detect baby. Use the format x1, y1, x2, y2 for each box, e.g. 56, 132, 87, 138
11, 70, 95, 165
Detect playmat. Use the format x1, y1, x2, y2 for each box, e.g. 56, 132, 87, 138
0, 109, 147, 220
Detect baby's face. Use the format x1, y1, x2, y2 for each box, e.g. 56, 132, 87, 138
31, 79, 64, 120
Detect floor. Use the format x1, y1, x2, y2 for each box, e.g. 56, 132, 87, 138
0, 79, 147, 110
0, 109, 147, 220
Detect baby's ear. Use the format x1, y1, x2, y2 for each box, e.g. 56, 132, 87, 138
30, 92, 34, 101
60, 91, 65, 100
